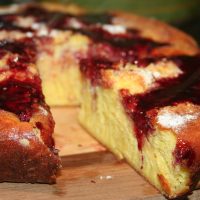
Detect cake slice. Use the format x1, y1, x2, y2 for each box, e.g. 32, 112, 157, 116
1, 3, 200, 198
79, 59, 200, 198
77, 15, 200, 198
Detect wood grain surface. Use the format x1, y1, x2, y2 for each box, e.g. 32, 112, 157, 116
53, 107, 105, 156
0, 107, 199, 200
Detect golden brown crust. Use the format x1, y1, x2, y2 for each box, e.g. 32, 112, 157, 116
111, 11, 199, 56
30, 105, 55, 148
156, 103, 200, 174
0, 110, 60, 183
39, 2, 84, 14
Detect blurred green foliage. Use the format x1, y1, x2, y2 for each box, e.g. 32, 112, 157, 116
59, 0, 200, 23
1, 0, 200, 23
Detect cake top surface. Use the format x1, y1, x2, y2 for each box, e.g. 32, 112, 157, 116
0, 5, 198, 114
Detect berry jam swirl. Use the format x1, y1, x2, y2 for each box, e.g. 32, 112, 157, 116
120, 56, 200, 169
0, 38, 43, 122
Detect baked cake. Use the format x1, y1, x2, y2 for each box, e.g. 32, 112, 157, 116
1, 2, 200, 198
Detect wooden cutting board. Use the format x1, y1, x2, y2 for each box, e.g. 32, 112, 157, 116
0, 107, 199, 200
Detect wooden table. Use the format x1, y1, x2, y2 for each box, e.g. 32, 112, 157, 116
1, 107, 199, 200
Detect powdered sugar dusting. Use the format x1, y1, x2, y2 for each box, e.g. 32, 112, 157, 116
135, 68, 155, 87
102, 24, 126, 34
68, 18, 83, 29
38, 106, 48, 116
157, 111, 198, 132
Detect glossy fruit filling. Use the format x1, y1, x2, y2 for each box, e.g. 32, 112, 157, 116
120, 55, 200, 168
0, 39, 43, 121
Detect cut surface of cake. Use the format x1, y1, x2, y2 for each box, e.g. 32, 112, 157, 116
0, 2, 200, 198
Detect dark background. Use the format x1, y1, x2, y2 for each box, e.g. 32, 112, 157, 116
1, 0, 200, 44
